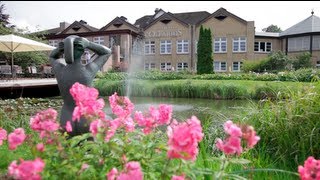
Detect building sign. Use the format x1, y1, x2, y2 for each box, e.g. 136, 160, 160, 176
145, 30, 182, 38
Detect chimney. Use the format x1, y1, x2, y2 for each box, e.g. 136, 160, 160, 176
155, 8, 160, 13
79, 20, 87, 24
120, 16, 127, 21
60, 22, 70, 31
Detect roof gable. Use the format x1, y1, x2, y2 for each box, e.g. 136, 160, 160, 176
173, 11, 211, 25
198, 7, 247, 27
59, 20, 98, 34
143, 12, 189, 31
280, 14, 320, 36
100, 16, 139, 32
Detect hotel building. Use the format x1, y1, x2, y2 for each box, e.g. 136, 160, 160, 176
42, 7, 320, 72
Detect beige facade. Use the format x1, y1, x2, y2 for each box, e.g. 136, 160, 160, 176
142, 18, 192, 71
196, 14, 255, 72
43, 8, 320, 73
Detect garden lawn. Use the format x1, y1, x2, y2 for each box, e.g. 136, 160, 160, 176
95, 79, 313, 100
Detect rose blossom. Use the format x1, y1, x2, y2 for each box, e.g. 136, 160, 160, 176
0, 128, 7, 145
298, 156, 320, 180
8, 128, 26, 150
8, 158, 45, 180
167, 116, 203, 161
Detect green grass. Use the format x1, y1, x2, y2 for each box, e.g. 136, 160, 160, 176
94, 79, 311, 100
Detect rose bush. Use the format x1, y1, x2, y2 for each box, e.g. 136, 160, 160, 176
0, 82, 309, 179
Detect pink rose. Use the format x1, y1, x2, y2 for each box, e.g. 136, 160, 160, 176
8, 158, 45, 180
0, 128, 7, 145
167, 116, 203, 161
298, 156, 320, 180
8, 128, 26, 150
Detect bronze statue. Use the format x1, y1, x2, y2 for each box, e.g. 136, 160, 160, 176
50, 35, 111, 136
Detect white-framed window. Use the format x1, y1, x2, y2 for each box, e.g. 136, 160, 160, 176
160, 62, 172, 71
93, 36, 104, 45
49, 40, 59, 47
214, 37, 227, 53
254, 42, 272, 52
288, 36, 310, 52
233, 37, 246, 52
177, 62, 188, 71
145, 40, 155, 54
232, 62, 243, 72
177, 40, 189, 54
214, 61, 227, 72
145, 63, 156, 70
160, 40, 171, 54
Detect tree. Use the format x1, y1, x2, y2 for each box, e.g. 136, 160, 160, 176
262, 24, 282, 33
0, 2, 10, 27
197, 25, 213, 74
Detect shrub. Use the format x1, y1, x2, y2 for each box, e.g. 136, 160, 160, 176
0, 82, 273, 179
292, 52, 312, 70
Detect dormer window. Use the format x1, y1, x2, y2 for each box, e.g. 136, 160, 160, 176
113, 19, 123, 28
113, 23, 123, 28
215, 14, 227, 21
72, 25, 81, 31
161, 19, 171, 24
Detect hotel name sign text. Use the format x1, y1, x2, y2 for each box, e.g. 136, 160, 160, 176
145, 30, 182, 38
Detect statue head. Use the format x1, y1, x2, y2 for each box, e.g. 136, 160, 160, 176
64, 35, 85, 64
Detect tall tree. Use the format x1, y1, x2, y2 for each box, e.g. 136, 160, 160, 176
0, 2, 10, 27
197, 25, 213, 74
262, 24, 282, 32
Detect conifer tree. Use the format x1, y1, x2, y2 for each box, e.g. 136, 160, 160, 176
197, 26, 213, 74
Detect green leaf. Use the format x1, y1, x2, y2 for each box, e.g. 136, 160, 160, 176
229, 158, 251, 164
69, 133, 92, 148
223, 173, 248, 180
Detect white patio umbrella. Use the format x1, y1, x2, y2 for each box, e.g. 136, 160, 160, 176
0, 34, 55, 78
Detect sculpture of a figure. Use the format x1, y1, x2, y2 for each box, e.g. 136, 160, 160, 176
49, 35, 111, 136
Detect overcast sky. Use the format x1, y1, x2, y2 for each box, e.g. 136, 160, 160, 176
3, 1, 320, 33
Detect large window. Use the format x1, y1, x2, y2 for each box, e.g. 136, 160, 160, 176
254, 42, 272, 52
288, 36, 310, 52
233, 37, 246, 52
214, 37, 227, 53
49, 40, 59, 47
177, 40, 189, 54
232, 62, 243, 72
93, 36, 104, 45
160, 62, 172, 71
145, 40, 155, 54
177, 62, 188, 71
214, 61, 227, 72
145, 63, 156, 70
160, 40, 171, 54
312, 35, 320, 50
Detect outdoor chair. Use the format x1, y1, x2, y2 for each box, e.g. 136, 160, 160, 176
27, 66, 40, 78
42, 66, 54, 78
0, 65, 12, 80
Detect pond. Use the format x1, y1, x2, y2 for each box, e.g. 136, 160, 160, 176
0, 96, 256, 125
103, 96, 256, 123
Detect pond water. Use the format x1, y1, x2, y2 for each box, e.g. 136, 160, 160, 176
103, 96, 256, 122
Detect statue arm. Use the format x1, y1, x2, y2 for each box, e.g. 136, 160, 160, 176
49, 42, 65, 68
85, 41, 112, 71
